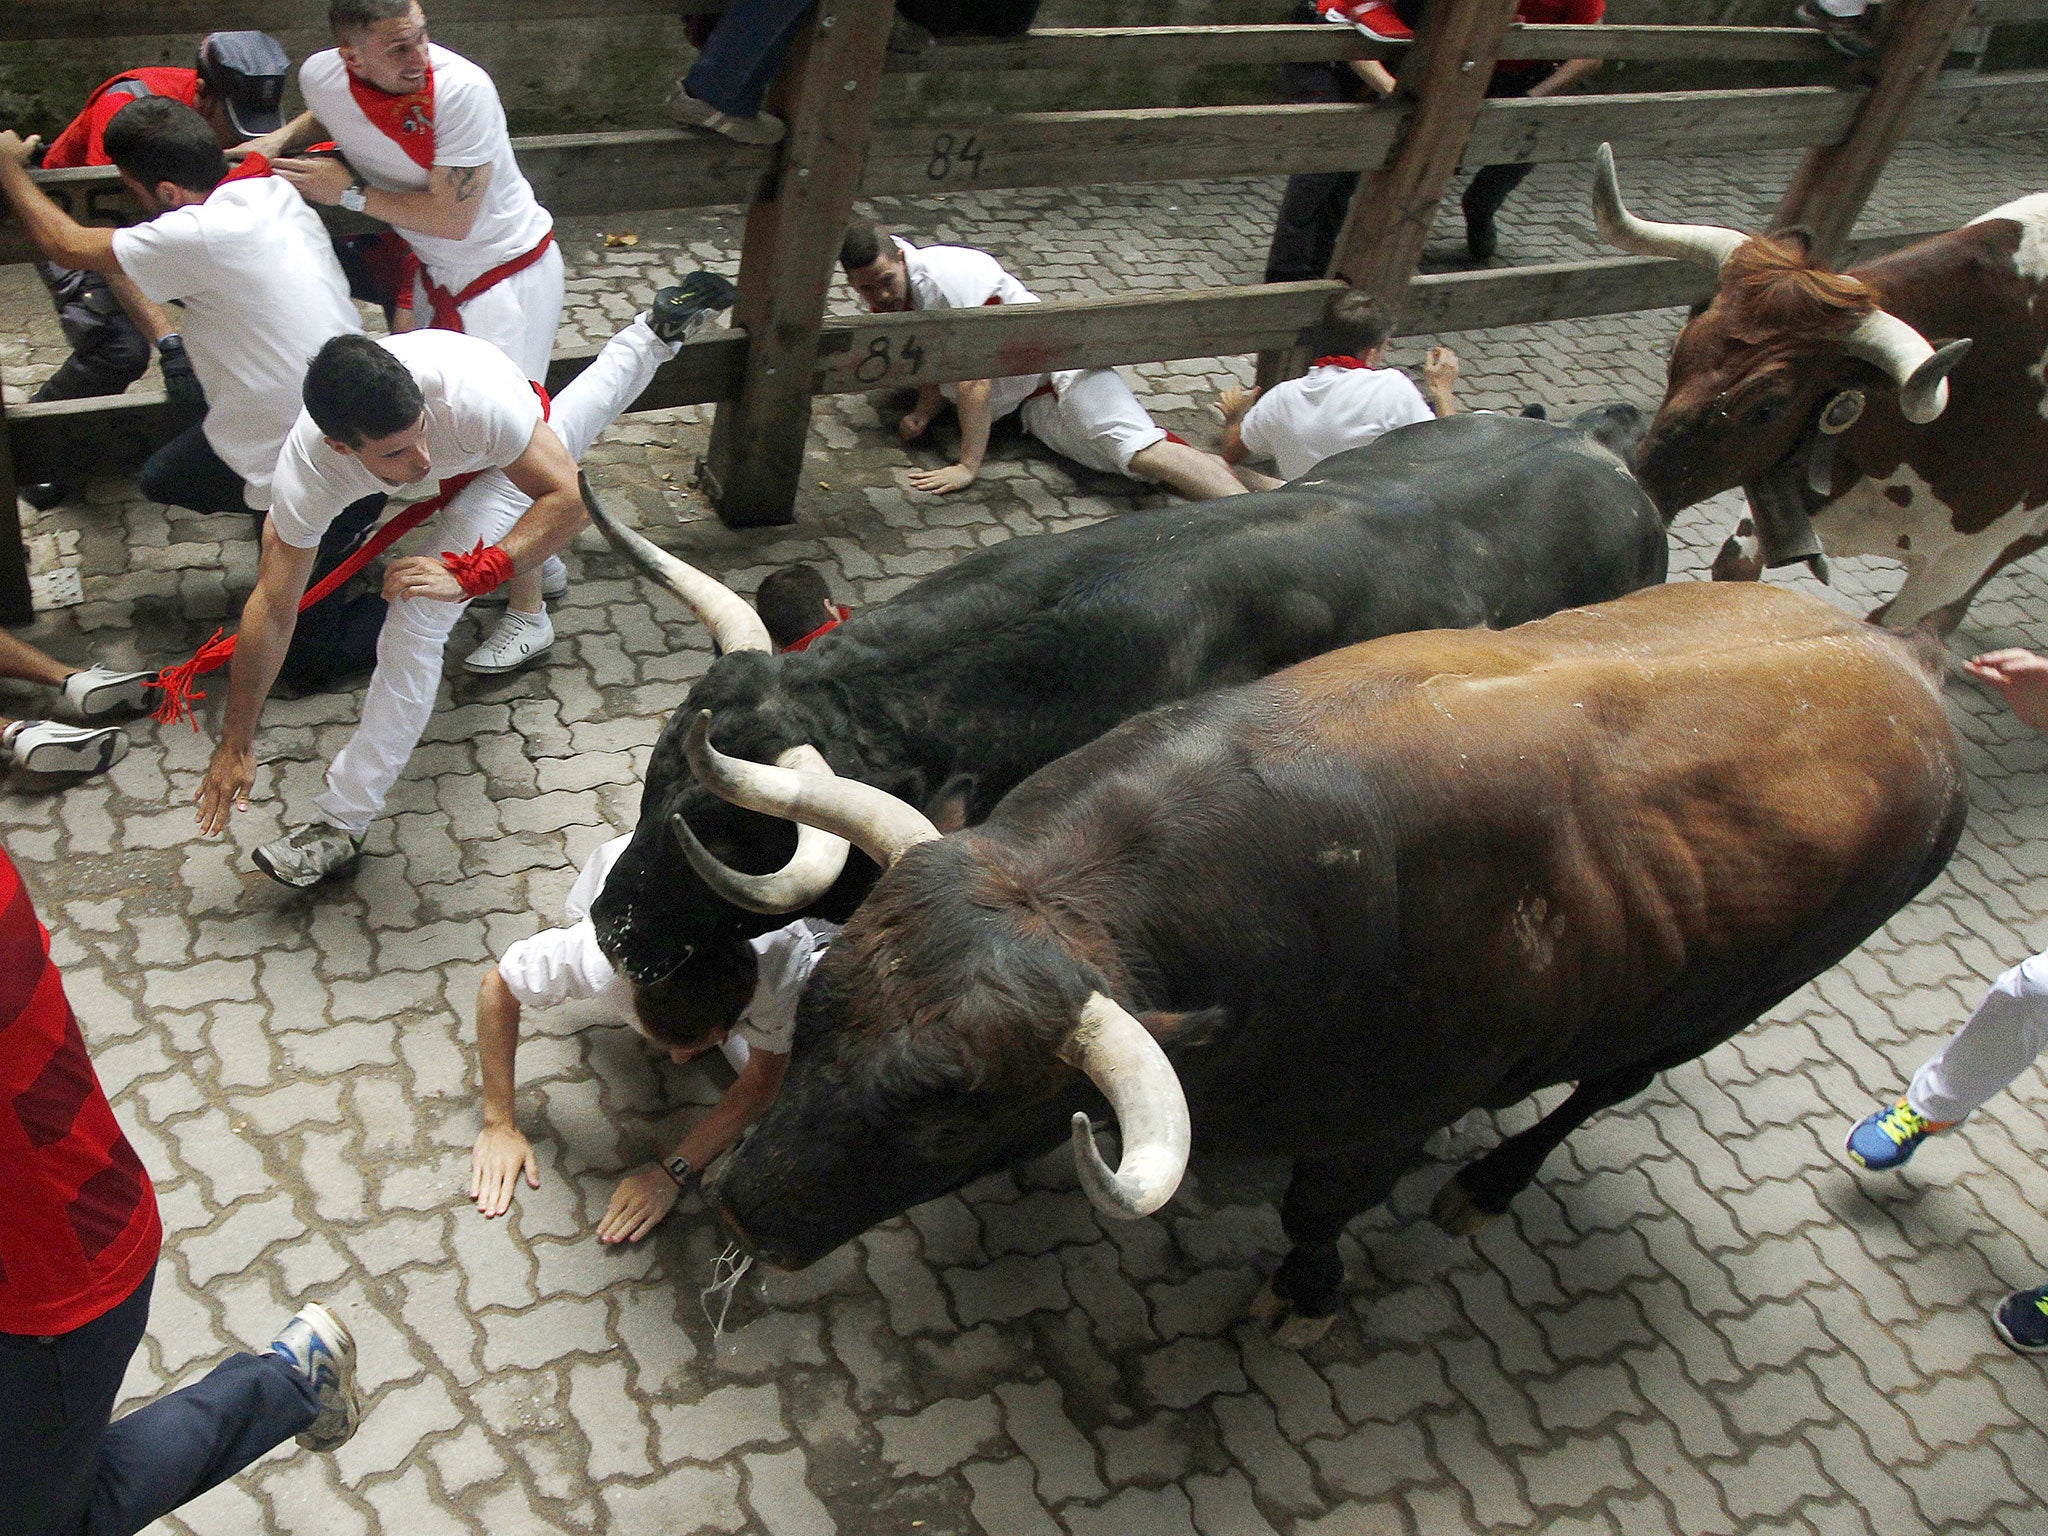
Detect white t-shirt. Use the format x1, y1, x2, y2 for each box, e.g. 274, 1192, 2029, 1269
495, 834, 835, 1059
299, 43, 553, 291
898, 238, 1056, 421
111, 174, 361, 509
266, 329, 540, 549
1239, 364, 1435, 483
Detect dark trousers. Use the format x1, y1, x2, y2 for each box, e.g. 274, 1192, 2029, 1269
1460, 160, 1536, 234
137, 421, 250, 516
1264, 169, 1361, 284
30, 264, 150, 405
0, 1273, 318, 1536
684, 0, 817, 114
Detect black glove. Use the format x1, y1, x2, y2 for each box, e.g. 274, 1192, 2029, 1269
157, 334, 206, 416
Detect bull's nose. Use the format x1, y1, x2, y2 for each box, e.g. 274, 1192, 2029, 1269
713, 1199, 798, 1271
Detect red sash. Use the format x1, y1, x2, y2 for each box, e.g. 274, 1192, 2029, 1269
783, 605, 852, 653
417, 231, 557, 333
347, 67, 436, 170
154, 379, 554, 727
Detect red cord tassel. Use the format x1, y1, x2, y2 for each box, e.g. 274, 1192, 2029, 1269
151, 628, 239, 729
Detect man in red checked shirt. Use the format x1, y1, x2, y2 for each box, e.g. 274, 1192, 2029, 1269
0, 845, 362, 1536
193, 328, 584, 875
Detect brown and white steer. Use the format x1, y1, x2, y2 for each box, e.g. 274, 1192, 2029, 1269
1593, 143, 2047, 631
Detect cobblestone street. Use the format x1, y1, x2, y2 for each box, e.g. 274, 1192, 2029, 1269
4, 131, 2048, 1535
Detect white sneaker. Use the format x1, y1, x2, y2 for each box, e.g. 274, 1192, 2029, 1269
3, 719, 129, 775
267, 1301, 361, 1453
469, 555, 568, 608
253, 822, 365, 888
665, 83, 786, 145
62, 665, 157, 720
463, 607, 554, 674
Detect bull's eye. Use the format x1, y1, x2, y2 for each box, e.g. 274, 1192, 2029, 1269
912, 1120, 981, 1162
1743, 400, 1786, 427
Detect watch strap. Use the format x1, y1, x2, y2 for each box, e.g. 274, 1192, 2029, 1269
662, 1154, 696, 1188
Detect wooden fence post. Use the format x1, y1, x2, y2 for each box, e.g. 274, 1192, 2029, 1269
1256, 0, 1519, 387
1771, 0, 1977, 261
699, 0, 894, 527
0, 397, 32, 627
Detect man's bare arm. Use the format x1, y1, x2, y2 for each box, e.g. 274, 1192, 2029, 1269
106, 273, 174, 344
0, 132, 122, 274
237, 110, 325, 162
273, 154, 492, 242
196, 527, 319, 833
1526, 56, 1601, 97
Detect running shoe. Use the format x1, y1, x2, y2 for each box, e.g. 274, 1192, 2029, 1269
1844, 1096, 1955, 1171
1318, 0, 1414, 42
463, 606, 555, 674
665, 84, 786, 145
62, 665, 158, 720
267, 1302, 361, 1452
1994, 1283, 2048, 1353
3, 720, 129, 775
253, 822, 365, 889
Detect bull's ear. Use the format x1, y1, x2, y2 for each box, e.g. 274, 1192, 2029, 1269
925, 774, 978, 833
1143, 1007, 1225, 1046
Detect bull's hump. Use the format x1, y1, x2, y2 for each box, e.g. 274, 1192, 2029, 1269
1968, 192, 2048, 285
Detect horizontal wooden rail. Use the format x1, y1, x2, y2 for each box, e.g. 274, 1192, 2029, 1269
0, 224, 1946, 478
0, 0, 712, 43
9, 70, 2039, 267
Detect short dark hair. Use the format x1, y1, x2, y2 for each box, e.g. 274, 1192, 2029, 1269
1308, 290, 1394, 359
757, 565, 836, 649
330, 0, 419, 34
632, 939, 757, 1050
839, 221, 889, 273
303, 335, 426, 446
102, 97, 229, 195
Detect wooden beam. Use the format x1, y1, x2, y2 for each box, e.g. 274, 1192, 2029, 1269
0, 390, 30, 628
1325, 0, 1521, 312
1465, 84, 1858, 165
0, 0, 711, 42
1773, 0, 1982, 260
700, 0, 895, 526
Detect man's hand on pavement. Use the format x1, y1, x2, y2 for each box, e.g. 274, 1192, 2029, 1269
470, 1123, 541, 1218
196, 742, 257, 836
597, 1166, 682, 1244
908, 463, 977, 495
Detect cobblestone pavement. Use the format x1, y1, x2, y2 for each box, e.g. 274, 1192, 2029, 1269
4, 132, 2048, 1536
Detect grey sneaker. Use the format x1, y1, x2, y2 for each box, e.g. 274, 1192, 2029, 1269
665, 83, 786, 145
3, 720, 129, 775
462, 606, 554, 675
62, 665, 158, 720
650, 272, 740, 344
267, 1302, 360, 1452
253, 822, 364, 888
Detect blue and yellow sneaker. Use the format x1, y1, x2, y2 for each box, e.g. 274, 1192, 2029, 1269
1844, 1097, 1956, 1171
1993, 1283, 2048, 1354
268, 1301, 360, 1452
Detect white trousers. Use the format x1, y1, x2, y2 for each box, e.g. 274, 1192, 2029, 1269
1019, 367, 1166, 477
413, 240, 566, 382
312, 317, 674, 835
1907, 951, 2048, 1123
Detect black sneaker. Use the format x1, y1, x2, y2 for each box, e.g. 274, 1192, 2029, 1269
1994, 1283, 2048, 1353
1463, 188, 1499, 263
1795, 0, 1878, 58
650, 272, 741, 343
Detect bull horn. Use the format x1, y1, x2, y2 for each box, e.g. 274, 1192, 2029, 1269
580, 475, 771, 654
683, 711, 941, 869
1841, 314, 1971, 425
1591, 143, 1746, 272
670, 743, 853, 914
1060, 993, 1191, 1221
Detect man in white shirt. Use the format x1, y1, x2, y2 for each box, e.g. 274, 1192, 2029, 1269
838, 222, 1244, 501
0, 100, 361, 517
470, 832, 834, 1244
1220, 291, 1460, 489
246, 0, 568, 674
191, 284, 731, 889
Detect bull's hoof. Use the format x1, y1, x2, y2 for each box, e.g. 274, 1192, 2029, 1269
1249, 1281, 1337, 1349
1430, 1175, 1502, 1237
1710, 539, 1764, 583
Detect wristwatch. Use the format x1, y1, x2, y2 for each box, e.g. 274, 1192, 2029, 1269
338, 179, 368, 214
662, 1154, 696, 1189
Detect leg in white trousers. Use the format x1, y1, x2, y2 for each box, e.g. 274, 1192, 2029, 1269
1907, 951, 2048, 1124
312, 318, 676, 835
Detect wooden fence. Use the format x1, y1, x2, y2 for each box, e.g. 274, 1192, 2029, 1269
0, 0, 2043, 622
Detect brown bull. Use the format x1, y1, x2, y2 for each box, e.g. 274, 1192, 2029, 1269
696, 581, 1967, 1343
1595, 143, 2048, 631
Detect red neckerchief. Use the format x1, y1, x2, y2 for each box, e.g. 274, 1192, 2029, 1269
783, 605, 852, 653
1312, 355, 1374, 370
347, 67, 435, 170
219, 152, 272, 185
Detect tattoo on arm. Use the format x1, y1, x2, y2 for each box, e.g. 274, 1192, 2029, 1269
448, 165, 482, 202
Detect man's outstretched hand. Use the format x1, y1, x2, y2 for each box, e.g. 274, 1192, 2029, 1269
1965, 649, 2048, 733
597, 1166, 681, 1244
196, 742, 256, 836
471, 1123, 540, 1218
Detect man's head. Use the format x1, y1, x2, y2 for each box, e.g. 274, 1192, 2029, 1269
331, 0, 432, 95
1308, 290, 1394, 365
193, 31, 291, 145
757, 565, 838, 650
841, 222, 910, 313
629, 940, 758, 1063
303, 335, 431, 483
102, 97, 229, 215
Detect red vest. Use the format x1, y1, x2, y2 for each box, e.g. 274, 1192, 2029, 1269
0, 847, 160, 1336
42, 66, 203, 170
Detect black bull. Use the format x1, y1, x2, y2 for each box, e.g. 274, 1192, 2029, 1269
594, 409, 1666, 992
706, 582, 1965, 1339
